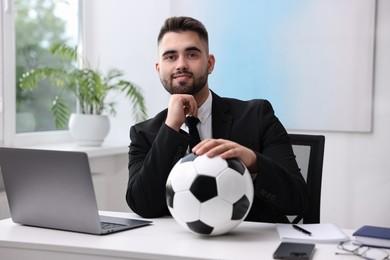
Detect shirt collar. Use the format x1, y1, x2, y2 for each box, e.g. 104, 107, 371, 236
197, 90, 212, 123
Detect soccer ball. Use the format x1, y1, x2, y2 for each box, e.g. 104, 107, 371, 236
166, 153, 254, 236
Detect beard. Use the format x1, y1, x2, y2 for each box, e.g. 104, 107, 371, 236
160, 68, 209, 95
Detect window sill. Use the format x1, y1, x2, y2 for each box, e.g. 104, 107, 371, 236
20, 141, 128, 158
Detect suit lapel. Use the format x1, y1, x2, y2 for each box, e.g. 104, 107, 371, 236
211, 91, 233, 139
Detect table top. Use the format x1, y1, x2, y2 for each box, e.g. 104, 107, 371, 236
0, 211, 355, 260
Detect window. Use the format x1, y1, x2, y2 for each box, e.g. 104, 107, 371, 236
1, 0, 81, 146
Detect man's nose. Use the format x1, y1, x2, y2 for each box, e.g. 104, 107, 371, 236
175, 56, 189, 70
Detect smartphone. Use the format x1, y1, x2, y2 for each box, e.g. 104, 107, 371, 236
273, 242, 315, 260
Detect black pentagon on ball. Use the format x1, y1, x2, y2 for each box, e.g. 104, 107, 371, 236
190, 175, 217, 202
166, 180, 174, 208
226, 158, 245, 175
187, 220, 214, 235
181, 152, 198, 163
231, 195, 250, 220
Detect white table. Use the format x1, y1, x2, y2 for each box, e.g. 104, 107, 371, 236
0, 211, 355, 260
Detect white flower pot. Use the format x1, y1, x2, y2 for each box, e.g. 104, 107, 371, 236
68, 113, 110, 146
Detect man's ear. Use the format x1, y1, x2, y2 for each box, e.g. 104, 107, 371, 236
155, 62, 160, 73
207, 54, 215, 74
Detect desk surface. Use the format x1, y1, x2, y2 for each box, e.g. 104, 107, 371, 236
0, 211, 355, 260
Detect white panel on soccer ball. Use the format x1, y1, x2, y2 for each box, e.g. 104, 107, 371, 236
211, 220, 242, 236
194, 155, 227, 177
169, 162, 198, 192
199, 197, 232, 227
173, 190, 201, 222
217, 168, 246, 203
169, 206, 188, 229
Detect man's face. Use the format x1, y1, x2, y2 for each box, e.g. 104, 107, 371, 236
156, 31, 215, 95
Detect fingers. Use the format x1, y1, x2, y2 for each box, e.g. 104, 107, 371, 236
192, 139, 230, 157
192, 139, 257, 172
165, 94, 198, 131
193, 139, 242, 160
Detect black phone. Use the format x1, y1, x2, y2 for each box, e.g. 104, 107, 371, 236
273, 242, 315, 260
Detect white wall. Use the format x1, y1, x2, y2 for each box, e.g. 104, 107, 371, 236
85, 0, 390, 229
318, 0, 390, 228
84, 0, 171, 145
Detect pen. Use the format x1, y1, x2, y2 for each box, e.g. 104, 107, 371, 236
292, 224, 312, 236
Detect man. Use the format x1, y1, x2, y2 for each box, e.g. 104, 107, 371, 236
126, 16, 309, 223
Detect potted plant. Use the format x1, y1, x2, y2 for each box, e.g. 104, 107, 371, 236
19, 43, 147, 145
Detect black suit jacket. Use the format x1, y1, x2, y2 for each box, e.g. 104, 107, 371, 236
126, 91, 309, 223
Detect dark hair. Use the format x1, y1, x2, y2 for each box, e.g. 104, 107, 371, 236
157, 16, 209, 50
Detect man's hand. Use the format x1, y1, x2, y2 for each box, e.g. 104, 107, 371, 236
192, 139, 258, 173
165, 94, 198, 131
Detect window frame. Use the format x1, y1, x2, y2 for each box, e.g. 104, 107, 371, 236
1, 0, 84, 147
0, 0, 4, 144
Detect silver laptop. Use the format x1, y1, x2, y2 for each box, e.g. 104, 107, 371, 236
0, 147, 151, 235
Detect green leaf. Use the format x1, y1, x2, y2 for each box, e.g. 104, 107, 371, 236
50, 43, 78, 62
18, 43, 148, 129
51, 96, 70, 129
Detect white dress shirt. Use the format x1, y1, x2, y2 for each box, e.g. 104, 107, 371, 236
181, 90, 213, 150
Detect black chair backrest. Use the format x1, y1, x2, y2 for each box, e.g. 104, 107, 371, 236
289, 134, 325, 224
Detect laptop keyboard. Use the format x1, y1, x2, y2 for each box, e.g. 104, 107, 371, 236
100, 222, 127, 230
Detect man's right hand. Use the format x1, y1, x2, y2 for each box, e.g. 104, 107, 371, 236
165, 94, 198, 131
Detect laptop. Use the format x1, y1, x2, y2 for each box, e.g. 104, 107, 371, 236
0, 147, 152, 235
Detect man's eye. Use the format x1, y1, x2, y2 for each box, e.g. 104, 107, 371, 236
165, 55, 176, 61
188, 53, 198, 59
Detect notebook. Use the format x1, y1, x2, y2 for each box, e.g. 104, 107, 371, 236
276, 223, 349, 244
0, 147, 152, 235
353, 225, 390, 249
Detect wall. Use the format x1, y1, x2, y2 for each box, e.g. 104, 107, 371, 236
85, 0, 390, 229
319, 0, 390, 227
83, 0, 171, 144
171, 0, 376, 133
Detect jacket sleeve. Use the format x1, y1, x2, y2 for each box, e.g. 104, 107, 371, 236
126, 122, 188, 218
252, 100, 309, 218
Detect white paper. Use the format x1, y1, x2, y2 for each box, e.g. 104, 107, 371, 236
276, 223, 350, 244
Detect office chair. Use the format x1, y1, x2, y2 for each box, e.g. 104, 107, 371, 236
288, 134, 325, 224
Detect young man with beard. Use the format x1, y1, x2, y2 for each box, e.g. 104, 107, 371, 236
126, 16, 309, 223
